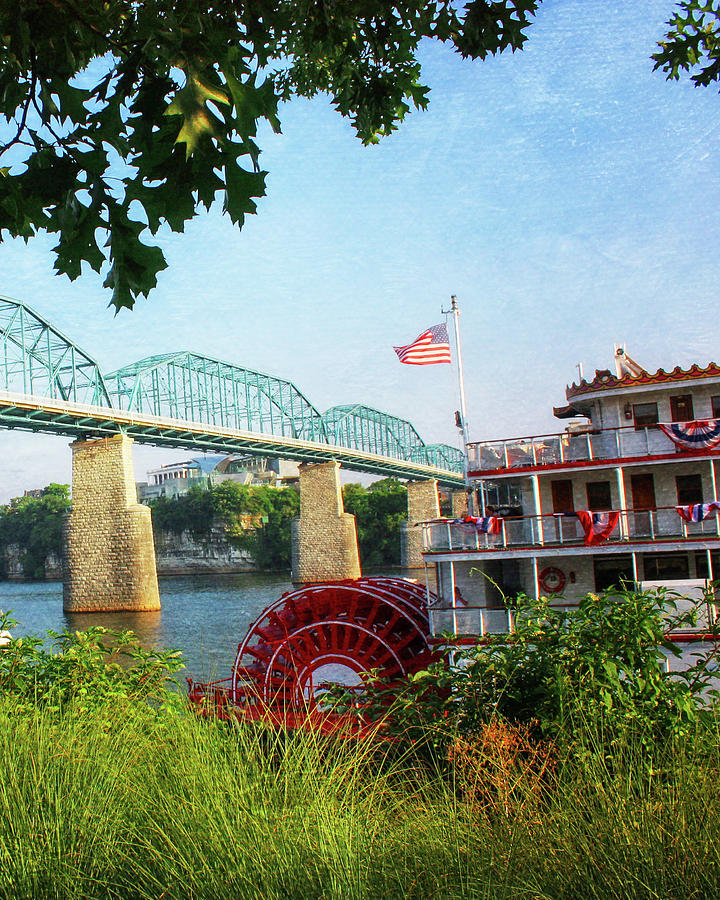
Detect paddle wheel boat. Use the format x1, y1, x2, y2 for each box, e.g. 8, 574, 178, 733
423, 347, 720, 645
188, 347, 720, 723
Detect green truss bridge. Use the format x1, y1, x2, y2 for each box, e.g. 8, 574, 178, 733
0, 296, 465, 488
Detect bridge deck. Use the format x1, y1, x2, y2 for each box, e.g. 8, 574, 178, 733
0, 390, 464, 487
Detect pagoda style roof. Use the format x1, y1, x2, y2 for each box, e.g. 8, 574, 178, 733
566, 362, 720, 399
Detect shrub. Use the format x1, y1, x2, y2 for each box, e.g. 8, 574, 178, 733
0, 612, 184, 712
338, 588, 719, 756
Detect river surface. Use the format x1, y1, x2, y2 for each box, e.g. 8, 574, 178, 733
0, 573, 298, 685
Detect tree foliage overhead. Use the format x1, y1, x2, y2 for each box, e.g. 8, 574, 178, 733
0, 0, 538, 310
653, 1, 720, 88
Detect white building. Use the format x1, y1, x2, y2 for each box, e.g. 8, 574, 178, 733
137, 454, 300, 502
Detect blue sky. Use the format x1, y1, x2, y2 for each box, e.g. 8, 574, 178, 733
0, 0, 718, 502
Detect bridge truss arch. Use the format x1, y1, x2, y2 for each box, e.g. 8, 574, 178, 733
0, 296, 111, 406
321, 404, 426, 460
106, 352, 329, 441
320, 404, 463, 472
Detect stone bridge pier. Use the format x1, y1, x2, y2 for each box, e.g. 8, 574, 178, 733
63, 434, 160, 612
291, 461, 361, 584
401, 479, 441, 569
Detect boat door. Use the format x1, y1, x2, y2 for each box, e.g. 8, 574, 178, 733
551, 479, 576, 542
630, 473, 656, 537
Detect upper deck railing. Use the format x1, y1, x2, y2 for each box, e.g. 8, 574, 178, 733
467, 423, 714, 473
422, 506, 720, 554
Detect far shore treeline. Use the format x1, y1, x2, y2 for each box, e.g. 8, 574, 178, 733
0, 479, 410, 579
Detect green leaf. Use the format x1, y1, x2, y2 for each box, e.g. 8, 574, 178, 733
165, 69, 230, 158
223, 159, 266, 226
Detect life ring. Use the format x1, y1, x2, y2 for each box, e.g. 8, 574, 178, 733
539, 566, 566, 595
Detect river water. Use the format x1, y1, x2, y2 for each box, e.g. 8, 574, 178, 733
0, 573, 298, 685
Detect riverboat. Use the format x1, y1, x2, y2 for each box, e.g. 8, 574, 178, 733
421, 347, 720, 641
188, 347, 720, 721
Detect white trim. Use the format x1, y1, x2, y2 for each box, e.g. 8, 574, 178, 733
475, 452, 720, 481
425, 538, 720, 563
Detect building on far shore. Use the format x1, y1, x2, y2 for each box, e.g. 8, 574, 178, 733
136, 454, 300, 503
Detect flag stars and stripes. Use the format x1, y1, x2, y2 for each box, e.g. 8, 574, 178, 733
393, 323, 452, 366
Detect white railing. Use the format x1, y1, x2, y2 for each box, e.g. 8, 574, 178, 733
428, 599, 718, 637
467, 423, 702, 472
428, 603, 578, 636
422, 506, 720, 553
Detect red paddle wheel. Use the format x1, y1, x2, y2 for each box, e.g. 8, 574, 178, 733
188, 577, 436, 728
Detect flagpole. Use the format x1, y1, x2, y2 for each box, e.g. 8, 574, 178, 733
443, 294, 474, 513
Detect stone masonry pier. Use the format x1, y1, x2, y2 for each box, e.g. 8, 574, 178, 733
63, 435, 160, 612
291, 461, 361, 583
401, 479, 441, 569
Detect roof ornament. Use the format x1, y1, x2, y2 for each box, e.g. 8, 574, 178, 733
614, 345, 647, 379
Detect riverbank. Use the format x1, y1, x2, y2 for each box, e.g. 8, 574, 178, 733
1, 527, 262, 580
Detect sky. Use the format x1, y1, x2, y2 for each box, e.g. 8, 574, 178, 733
0, 0, 718, 503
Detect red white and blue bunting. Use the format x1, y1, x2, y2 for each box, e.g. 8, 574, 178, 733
562, 510, 621, 545
659, 419, 720, 450
676, 502, 720, 523
453, 515, 502, 535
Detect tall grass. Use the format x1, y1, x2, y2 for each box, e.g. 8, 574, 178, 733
0, 698, 719, 899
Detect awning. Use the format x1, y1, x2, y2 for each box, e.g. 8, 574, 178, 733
553, 404, 589, 420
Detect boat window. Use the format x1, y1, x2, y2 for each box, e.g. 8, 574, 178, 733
633, 402, 658, 429
670, 394, 694, 422
712, 396, 720, 419
586, 481, 611, 510
483, 481, 523, 508
593, 555, 634, 592
695, 551, 720, 580
643, 553, 690, 581
676, 474, 703, 506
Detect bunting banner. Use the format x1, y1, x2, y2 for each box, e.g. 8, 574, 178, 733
659, 419, 720, 450
676, 502, 720, 523
565, 510, 621, 546
453, 514, 502, 535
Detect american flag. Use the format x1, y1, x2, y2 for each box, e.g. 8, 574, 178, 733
393, 323, 451, 366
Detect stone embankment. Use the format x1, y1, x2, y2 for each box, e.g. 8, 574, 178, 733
2, 546, 63, 581
2, 528, 258, 581
153, 526, 257, 575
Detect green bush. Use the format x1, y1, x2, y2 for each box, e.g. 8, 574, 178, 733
0, 612, 184, 712
338, 588, 718, 756
0, 614, 717, 897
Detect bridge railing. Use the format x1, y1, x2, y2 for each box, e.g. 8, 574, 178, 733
0, 390, 465, 481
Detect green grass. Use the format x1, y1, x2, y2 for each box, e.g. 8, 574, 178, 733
0, 699, 718, 899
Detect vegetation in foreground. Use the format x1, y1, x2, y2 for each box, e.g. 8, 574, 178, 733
0, 590, 719, 899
